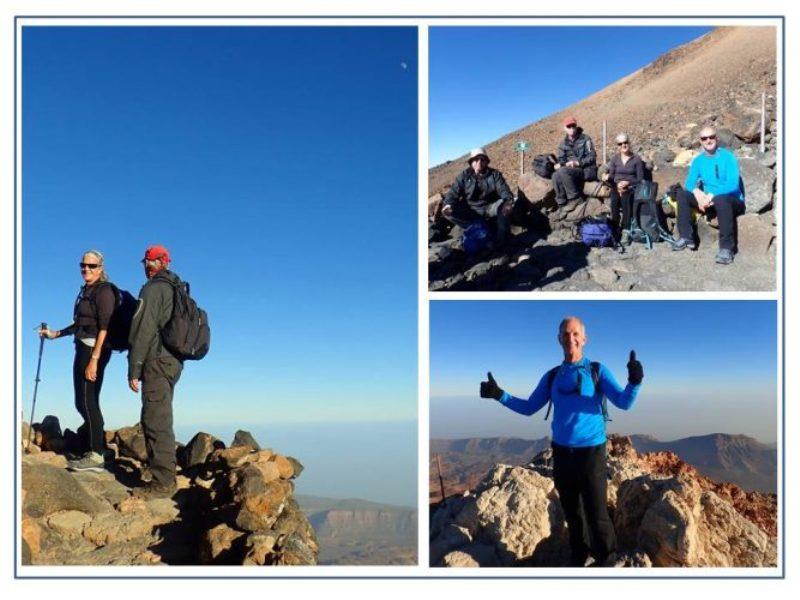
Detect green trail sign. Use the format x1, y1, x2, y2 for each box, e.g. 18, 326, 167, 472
516, 141, 529, 152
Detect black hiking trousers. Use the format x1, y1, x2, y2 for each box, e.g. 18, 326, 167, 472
609, 187, 634, 236
141, 355, 183, 487
552, 442, 616, 565
676, 188, 745, 251
72, 341, 112, 455
552, 167, 585, 204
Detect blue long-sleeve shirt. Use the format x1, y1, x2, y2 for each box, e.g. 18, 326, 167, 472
498, 357, 640, 448
684, 147, 743, 200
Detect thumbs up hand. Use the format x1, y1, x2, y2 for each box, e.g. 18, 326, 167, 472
480, 372, 504, 400
627, 350, 644, 385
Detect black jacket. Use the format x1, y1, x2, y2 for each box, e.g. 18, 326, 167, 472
128, 270, 181, 379
557, 128, 598, 181
443, 166, 514, 211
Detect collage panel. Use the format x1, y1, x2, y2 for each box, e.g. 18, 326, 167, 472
19, 24, 418, 568
429, 300, 778, 569
427, 26, 778, 292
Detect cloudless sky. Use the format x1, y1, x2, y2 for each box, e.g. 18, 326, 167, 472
21, 26, 417, 504
429, 26, 713, 166
430, 301, 777, 444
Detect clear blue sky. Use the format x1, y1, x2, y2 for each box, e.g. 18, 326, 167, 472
430, 301, 778, 444
429, 26, 713, 166
21, 26, 417, 505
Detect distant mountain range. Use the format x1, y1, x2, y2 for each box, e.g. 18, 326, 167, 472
430, 433, 776, 502
296, 495, 417, 565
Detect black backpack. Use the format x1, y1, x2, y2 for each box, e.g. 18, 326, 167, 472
161, 277, 210, 361
532, 153, 557, 179
82, 282, 137, 352
543, 362, 611, 422
629, 181, 676, 249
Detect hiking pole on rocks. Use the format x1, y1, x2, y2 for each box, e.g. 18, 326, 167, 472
26, 322, 47, 452
436, 453, 447, 503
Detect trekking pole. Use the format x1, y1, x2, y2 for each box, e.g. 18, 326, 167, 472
26, 322, 47, 452
435, 453, 447, 503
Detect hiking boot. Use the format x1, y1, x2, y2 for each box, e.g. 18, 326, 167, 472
715, 248, 734, 265
554, 196, 568, 207
67, 451, 106, 472
672, 237, 696, 251
620, 230, 631, 246
133, 481, 177, 500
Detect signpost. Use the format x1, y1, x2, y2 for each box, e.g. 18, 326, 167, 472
516, 141, 529, 175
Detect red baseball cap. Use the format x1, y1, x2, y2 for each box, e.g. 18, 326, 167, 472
563, 116, 578, 127
143, 245, 171, 264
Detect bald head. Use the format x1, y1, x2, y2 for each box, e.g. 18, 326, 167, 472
699, 126, 719, 154
558, 316, 586, 337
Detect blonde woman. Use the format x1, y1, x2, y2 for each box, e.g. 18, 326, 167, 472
39, 250, 115, 471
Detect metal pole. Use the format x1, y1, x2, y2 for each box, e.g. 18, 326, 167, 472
436, 453, 447, 503
27, 322, 47, 451
760, 91, 766, 154
602, 120, 607, 165
520, 149, 524, 176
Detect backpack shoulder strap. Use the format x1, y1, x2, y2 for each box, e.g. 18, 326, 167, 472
591, 361, 612, 423
543, 366, 560, 421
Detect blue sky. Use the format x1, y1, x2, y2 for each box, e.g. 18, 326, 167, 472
21, 26, 417, 504
430, 301, 778, 444
429, 26, 713, 166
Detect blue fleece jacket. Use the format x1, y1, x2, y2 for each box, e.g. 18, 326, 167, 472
684, 147, 743, 200
498, 357, 640, 447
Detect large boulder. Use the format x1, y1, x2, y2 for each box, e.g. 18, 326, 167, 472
430, 464, 568, 567
616, 474, 776, 567
517, 172, 555, 205
22, 463, 107, 518
717, 107, 766, 143
739, 158, 776, 213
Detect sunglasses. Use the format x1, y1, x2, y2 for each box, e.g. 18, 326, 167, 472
700, 135, 717, 141
565, 124, 577, 129
79, 263, 101, 270
617, 141, 629, 146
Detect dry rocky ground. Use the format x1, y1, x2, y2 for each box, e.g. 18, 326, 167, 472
21, 417, 317, 566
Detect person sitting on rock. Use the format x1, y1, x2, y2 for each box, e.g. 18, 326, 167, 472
480, 316, 643, 567
672, 125, 745, 265
441, 147, 515, 247
602, 133, 645, 244
552, 116, 598, 207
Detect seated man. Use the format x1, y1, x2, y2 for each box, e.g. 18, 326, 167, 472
672, 126, 745, 265
552, 116, 598, 206
441, 148, 515, 247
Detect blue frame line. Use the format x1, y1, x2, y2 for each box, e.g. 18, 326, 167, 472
13, 13, 786, 580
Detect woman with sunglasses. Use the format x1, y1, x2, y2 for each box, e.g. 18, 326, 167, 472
602, 133, 645, 244
39, 250, 116, 472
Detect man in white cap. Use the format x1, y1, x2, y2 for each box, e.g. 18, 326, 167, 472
441, 147, 515, 247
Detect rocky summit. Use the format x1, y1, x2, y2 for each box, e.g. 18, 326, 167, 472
428, 27, 777, 292
429, 435, 777, 568
21, 416, 317, 566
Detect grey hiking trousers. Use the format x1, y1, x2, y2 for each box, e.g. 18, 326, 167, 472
552, 167, 585, 204
141, 355, 183, 486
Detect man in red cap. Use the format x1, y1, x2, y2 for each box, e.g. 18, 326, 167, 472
127, 244, 184, 498
552, 116, 598, 207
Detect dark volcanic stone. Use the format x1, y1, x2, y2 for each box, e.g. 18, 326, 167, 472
114, 424, 148, 462
231, 430, 261, 451
182, 432, 224, 468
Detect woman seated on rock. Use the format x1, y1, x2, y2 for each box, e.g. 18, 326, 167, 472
602, 133, 645, 244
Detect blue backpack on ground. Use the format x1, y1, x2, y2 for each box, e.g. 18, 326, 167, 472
577, 217, 614, 248
462, 221, 493, 255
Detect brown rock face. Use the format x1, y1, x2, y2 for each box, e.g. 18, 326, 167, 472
20, 421, 318, 567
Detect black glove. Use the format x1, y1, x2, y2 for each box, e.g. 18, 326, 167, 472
480, 371, 504, 400
627, 350, 644, 385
